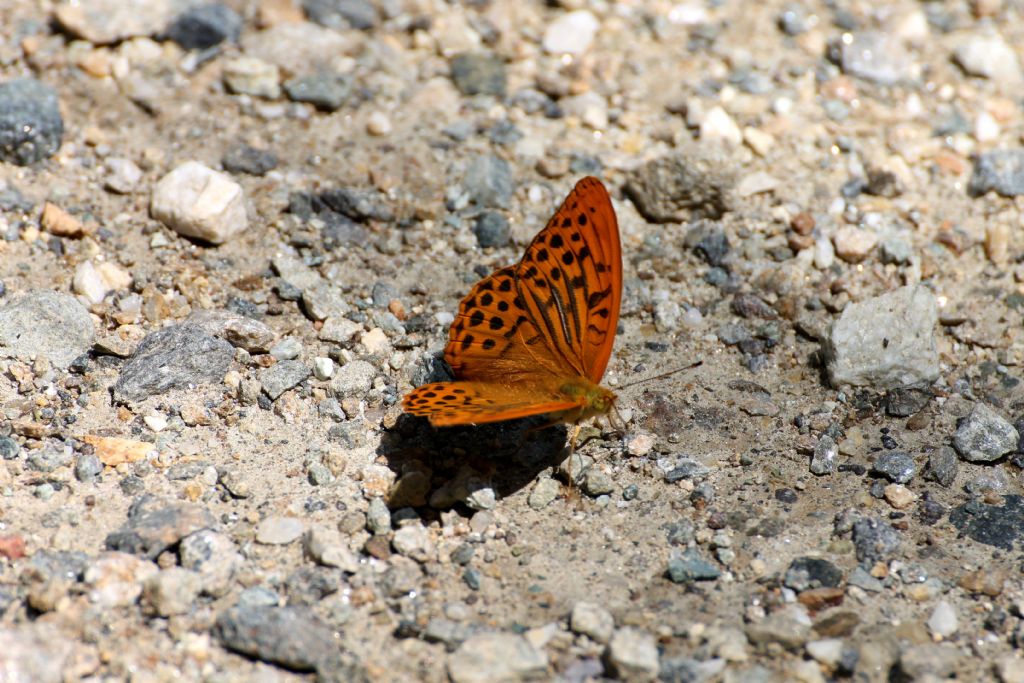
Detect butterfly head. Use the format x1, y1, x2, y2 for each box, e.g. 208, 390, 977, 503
555, 378, 617, 423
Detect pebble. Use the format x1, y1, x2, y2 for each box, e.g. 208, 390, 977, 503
832, 226, 878, 263
80, 435, 155, 467
969, 149, 1024, 197
927, 600, 958, 639
105, 496, 215, 559
312, 357, 334, 380
223, 57, 281, 99
950, 495, 1024, 550
165, 3, 242, 50
852, 517, 901, 567
330, 359, 377, 396
142, 567, 203, 617
464, 155, 513, 208
215, 605, 339, 673
528, 477, 561, 509
667, 548, 721, 583
283, 71, 353, 112
366, 497, 392, 534
0, 79, 63, 166
996, 656, 1024, 683
392, 524, 434, 562
700, 106, 743, 146
474, 211, 510, 248
304, 526, 359, 572
0, 290, 94, 369
745, 612, 812, 651
221, 144, 278, 176
625, 149, 735, 222
810, 435, 838, 475
84, 552, 160, 607
954, 34, 1021, 81
74, 453, 103, 482
0, 624, 70, 682
605, 627, 660, 682
103, 157, 143, 193
54, 0, 175, 43
542, 10, 599, 55
821, 285, 939, 389
187, 309, 276, 353
256, 516, 305, 545
806, 638, 844, 668
448, 632, 547, 683
150, 161, 248, 244
926, 446, 959, 487
179, 530, 243, 597
953, 402, 1018, 462
450, 52, 507, 97
260, 360, 310, 400
570, 602, 615, 644
883, 484, 916, 509
319, 317, 362, 343
112, 325, 234, 403
784, 557, 842, 591
840, 31, 916, 86
303, 0, 379, 30
360, 328, 390, 355
871, 452, 916, 484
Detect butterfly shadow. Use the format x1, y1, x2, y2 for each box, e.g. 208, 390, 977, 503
377, 413, 573, 509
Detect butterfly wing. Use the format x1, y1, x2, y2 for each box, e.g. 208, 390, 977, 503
402, 380, 580, 426
514, 177, 621, 382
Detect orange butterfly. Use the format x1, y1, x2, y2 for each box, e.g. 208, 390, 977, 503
403, 176, 621, 429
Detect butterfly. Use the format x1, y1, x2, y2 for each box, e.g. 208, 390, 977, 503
403, 176, 621, 430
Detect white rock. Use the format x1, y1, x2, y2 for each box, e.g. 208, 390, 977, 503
606, 627, 660, 681
700, 106, 742, 145
223, 57, 281, 99
954, 35, 1021, 82
392, 525, 434, 562
313, 357, 334, 380
927, 600, 958, 639
832, 226, 878, 263
366, 111, 392, 136
304, 525, 359, 572
255, 516, 304, 545
84, 552, 159, 608
448, 633, 547, 683
143, 413, 168, 432
570, 602, 614, 643
813, 238, 835, 270
73, 261, 110, 304
150, 162, 248, 244
542, 10, 599, 55
97, 262, 132, 291
975, 111, 1000, 142
806, 638, 844, 667
104, 157, 143, 193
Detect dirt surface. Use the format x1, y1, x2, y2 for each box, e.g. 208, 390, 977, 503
2, 0, 1024, 682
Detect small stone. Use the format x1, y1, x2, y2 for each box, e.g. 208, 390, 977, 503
528, 477, 561, 509
392, 525, 434, 562
448, 633, 547, 683
810, 435, 838, 475
105, 496, 215, 559
307, 462, 334, 486
260, 360, 310, 400
954, 34, 1021, 81
74, 453, 103, 482
365, 111, 391, 136
223, 57, 281, 99
179, 529, 243, 597
165, 3, 242, 50
215, 605, 340, 673
927, 600, 958, 639
700, 106, 742, 146
151, 162, 247, 244
221, 144, 278, 176
366, 497, 392, 534
256, 516, 304, 545
832, 226, 878, 263
995, 656, 1024, 683
319, 317, 361, 344
570, 602, 614, 644
840, 31, 916, 85
304, 526, 359, 572
84, 552, 160, 607
360, 327, 390, 355
187, 309, 276, 353
302, 0, 379, 30
583, 469, 614, 497
0, 290, 94, 369
970, 149, 1024, 197
112, 325, 234, 403
41, 202, 87, 237
283, 71, 353, 111
746, 612, 812, 651
953, 403, 1019, 463
0, 79, 63, 165
142, 567, 203, 616
784, 557, 843, 591
626, 148, 735, 222
852, 517, 901, 567
313, 357, 334, 380
450, 52, 506, 97
464, 155, 513, 209
330, 359, 376, 397
542, 10, 599, 55
871, 452, 917, 484
899, 643, 958, 680
474, 211, 510, 248
605, 628, 660, 682
667, 548, 721, 583
54, 0, 175, 43
821, 285, 939, 389
926, 446, 958, 487
883, 484, 916, 509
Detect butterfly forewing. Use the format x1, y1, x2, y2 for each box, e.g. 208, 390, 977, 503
403, 380, 580, 426
515, 177, 621, 383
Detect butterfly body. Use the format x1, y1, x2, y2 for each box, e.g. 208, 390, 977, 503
403, 177, 621, 428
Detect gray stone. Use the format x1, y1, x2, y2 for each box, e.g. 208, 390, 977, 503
113, 325, 234, 403
260, 360, 310, 400
215, 605, 338, 672
330, 359, 376, 396
970, 149, 1024, 197
583, 469, 614, 496
783, 557, 843, 591
463, 155, 513, 209
0, 290, 94, 369
821, 285, 939, 389
528, 477, 561, 509
379, 556, 422, 598
840, 31, 916, 86
392, 524, 434, 562
625, 148, 736, 222
74, 453, 103, 482
810, 435, 838, 475
745, 613, 811, 651
26, 443, 72, 473
570, 602, 614, 644
256, 516, 304, 545
187, 309, 275, 352
165, 3, 242, 49
847, 566, 884, 592
899, 643, 958, 679
424, 618, 478, 651
474, 211, 510, 248
304, 526, 359, 572
0, 436, 19, 460
605, 627, 660, 682
221, 144, 278, 176
667, 548, 721, 583
303, 0, 379, 29
852, 517, 901, 568
142, 567, 203, 617
450, 52, 507, 97
105, 495, 216, 559
926, 446, 959, 487
871, 452, 917, 484
448, 632, 547, 683
953, 403, 1018, 463
366, 497, 392, 534
0, 79, 64, 165
283, 71, 353, 112
179, 529, 243, 597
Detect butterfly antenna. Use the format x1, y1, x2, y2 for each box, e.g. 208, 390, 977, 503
617, 360, 703, 391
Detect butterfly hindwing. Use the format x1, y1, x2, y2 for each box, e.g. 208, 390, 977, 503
402, 380, 579, 426
515, 177, 621, 383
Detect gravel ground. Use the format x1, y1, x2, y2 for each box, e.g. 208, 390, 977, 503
2, 0, 1024, 681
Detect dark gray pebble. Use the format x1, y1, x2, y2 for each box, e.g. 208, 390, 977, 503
113, 325, 234, 403
870, 451, 916, 484
667, 548, 721, 583
450, 52, 507, 97
474, 211, 510, 248
784, 557, 843, 591
165, 3, 242, 49
105, 495, 216, 559
0, 79, 63, 165
284, 72, 353, 112
221, 144, 278, 176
